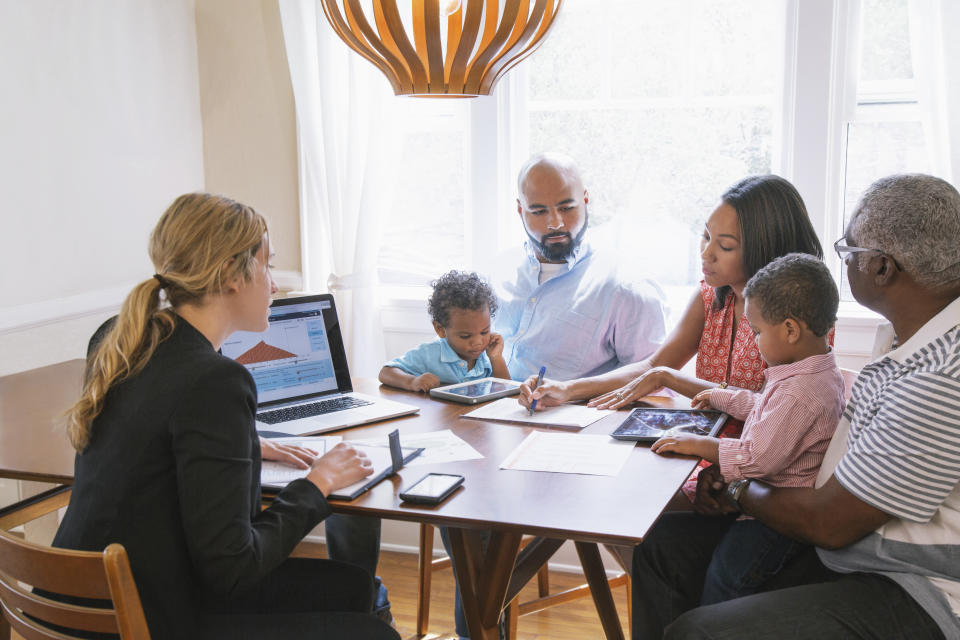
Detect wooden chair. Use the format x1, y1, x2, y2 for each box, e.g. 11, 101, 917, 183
416, 524, 630, 638
0, 528, 150, 639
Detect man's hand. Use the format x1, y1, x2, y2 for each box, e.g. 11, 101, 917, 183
259, 437, 317, 469
587, 367, 671, 410
411, 373, 442, 392
486, 332, 505, 360
518, 376, 570, 410
692, 464, 738, 516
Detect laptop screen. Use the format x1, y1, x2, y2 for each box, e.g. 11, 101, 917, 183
221, 294, 353, 406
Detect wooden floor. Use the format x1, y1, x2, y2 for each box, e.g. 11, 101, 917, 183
293, 542, 631, 640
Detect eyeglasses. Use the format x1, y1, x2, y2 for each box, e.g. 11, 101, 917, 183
833, 237, 902, 270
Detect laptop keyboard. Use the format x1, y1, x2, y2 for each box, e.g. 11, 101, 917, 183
257, 396, 373, 425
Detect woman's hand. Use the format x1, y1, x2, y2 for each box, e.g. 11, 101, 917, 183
259, 437, 317, 469
306, 443, 374, 496
518, 376, 570, 410
587, 367, 674, 410
691, 388, 715, 410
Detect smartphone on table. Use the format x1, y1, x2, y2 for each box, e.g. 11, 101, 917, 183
399, 473, 465, 505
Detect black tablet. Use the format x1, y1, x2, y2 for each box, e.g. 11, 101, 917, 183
429, 377, 521, 404
610, 408, 728, 443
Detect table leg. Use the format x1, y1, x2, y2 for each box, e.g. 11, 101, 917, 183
575, 541, 625, 640
447, 527, 522, 640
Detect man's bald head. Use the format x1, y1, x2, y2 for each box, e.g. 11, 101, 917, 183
517, 152, 585, 197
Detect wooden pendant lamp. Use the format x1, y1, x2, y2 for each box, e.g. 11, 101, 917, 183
318, 0, 564, 97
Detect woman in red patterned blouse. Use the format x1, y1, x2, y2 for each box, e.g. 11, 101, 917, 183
519, 175, 823, 413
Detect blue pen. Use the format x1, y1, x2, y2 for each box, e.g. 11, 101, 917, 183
528, 366, 547, 416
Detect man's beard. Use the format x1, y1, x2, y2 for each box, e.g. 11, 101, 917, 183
526, 207, 589, 262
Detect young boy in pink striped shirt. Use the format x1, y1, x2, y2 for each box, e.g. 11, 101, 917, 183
651, 253, 845, 604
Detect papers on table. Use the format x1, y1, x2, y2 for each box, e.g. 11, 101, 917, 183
260, 436, 341, 488
461, 397, 612, 429
350, 429, 483, 467
499, 431, 635, 476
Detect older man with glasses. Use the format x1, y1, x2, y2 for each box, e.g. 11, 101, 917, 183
630, 173, 960, 640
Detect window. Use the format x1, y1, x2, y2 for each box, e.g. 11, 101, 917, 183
837, 0, 935, 299
374, 0, 952, 318
520, 0, 785, 303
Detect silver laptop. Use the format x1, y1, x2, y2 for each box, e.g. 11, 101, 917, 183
221, 294, 419, 435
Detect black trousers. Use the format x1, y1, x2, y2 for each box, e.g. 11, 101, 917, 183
200, 557, 399, 640
631, 511, 945, 640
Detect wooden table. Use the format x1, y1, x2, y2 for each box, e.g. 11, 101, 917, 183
0, 360, 698, 640
0, 359, 83, 531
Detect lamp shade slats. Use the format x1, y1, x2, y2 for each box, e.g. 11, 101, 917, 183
479, 0, 551, 94
420, 0, 446, 92
320, 1, 405, 93
375, 0, 430, 93
343, 0, 415, 92
447, 0, 485, 93
319, 0, 561, 96
463, 0, 523, 93
444, 7, 464, 83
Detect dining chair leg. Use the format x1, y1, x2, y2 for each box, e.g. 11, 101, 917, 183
416, 523, 434, 637
505, 599, 519, 640
536, 563, 550, 597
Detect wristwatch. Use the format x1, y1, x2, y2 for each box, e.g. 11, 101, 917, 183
726, 478, 751, 509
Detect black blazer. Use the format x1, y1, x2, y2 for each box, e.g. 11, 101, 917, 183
53, 318, 331, 639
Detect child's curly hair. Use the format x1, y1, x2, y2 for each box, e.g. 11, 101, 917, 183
428, 271, 499, 328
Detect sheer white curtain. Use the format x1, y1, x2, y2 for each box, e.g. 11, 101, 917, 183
908, 0, 956, 182
278, 0, 402, 377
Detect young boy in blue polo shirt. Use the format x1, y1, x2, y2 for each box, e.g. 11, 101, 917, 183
379, 270, 510, 391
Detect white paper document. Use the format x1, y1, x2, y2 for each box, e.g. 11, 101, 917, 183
499, 431, 635, 476
260, 436, 342, 487
461, 397, 612, 429
351, 429, 483, 467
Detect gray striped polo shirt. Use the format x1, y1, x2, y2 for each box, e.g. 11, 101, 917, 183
815, 296, 960, 639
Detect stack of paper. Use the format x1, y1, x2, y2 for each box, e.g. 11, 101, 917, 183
461, 397, 612, 428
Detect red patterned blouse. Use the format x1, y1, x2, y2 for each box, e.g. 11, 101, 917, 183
695, 280, 767, 393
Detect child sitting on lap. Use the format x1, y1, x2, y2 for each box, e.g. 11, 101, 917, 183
651, 253, 844, 605
379, 270, 509, 391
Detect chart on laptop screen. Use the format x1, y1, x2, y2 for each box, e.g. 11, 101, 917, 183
222, 302, 338, 403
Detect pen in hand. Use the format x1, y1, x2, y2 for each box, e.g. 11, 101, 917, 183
528, 366, 547, 416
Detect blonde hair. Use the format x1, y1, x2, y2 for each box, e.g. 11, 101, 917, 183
66, 193, 268, 452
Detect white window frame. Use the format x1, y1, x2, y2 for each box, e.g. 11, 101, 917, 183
383, 0, 949, 368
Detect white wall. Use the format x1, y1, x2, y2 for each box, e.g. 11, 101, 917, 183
0, 0, 205, 375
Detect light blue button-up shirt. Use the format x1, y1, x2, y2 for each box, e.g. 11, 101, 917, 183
383, 338, 493, 384
492, 240, 667, 381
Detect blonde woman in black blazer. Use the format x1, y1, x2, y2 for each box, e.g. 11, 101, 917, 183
54, 193, 399, 640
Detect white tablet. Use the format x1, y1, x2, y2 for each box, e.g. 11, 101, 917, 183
429, 377, 522, 404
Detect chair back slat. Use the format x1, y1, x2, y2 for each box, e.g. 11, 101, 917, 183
0, 532, 111, 599
0, 572, 119, 634
0, 529, 151, 639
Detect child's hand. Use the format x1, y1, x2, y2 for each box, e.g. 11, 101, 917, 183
651, 433, 703, 457
411, 373, 441, 392
691, 388, 715, 410
485, 332, 504, 359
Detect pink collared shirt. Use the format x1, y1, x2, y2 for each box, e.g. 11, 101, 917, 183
711, 351, 845, 486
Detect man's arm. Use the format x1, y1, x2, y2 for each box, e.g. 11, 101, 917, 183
739, 476, 891, 549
